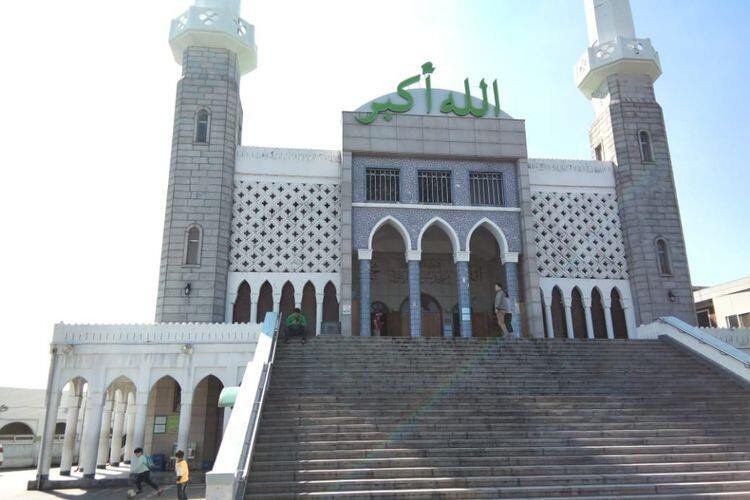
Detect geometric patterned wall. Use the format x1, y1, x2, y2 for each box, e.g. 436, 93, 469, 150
531, 191, 628, 280
230, 180, 341, 273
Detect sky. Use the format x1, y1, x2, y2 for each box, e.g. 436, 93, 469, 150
0, 0, 748, 389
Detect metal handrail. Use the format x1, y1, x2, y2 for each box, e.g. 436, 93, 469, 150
659, 316, 750, 368
234, 314, 281, 500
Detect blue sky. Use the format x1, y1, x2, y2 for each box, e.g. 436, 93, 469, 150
0, 0, 747, 387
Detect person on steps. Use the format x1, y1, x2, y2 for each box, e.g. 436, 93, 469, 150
175, 449, 189, 500
284, 308, 308, 344
494, 282, 511, 337
130, 447, 164, 496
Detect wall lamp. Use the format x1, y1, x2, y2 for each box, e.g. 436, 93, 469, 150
668, 290, 676, 303
184, 283, 192, 296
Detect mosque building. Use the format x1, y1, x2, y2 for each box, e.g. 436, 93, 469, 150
31, 0, 698, 488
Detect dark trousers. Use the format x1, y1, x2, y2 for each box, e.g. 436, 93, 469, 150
135, 471, 159, 492
284, 324, 307, 342
176, 482, 188, 500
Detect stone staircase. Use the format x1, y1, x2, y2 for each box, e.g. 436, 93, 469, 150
245, 337, 750, 498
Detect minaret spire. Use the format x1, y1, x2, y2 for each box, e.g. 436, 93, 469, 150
575, 0, 660, 99
169, 0, 257, 75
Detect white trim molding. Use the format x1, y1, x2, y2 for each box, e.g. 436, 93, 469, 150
353, 202, 521, 213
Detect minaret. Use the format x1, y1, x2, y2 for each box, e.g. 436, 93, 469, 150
155, 0, 257, 322
575, 0, 695, 325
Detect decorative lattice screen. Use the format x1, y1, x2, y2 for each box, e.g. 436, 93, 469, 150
531, 191, 628, 279
230, 180, 341, 273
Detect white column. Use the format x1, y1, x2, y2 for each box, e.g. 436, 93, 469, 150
96, 395, 113, 468
583, 297, 595, 340
59, 393, 81, 475
543, 298, 554, 339
563, 296, 575, 339
109, 401, 127, 466
225, 291, 237, 323
603, 301, 615, 340
130, 392, 149, 451
294, 289, 303, 309
250, 293, 259, 324
316, 293, 324, 336
272, 294, 281, 314
123, 403, 136, 463
623, 298, 637, 339
80, 391, 105, 478
36, 387, 62, 481
176, 390, 194, 454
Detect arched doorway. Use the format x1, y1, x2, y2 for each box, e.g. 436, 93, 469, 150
232, 281, 251, 323
301, 282, 317, 335
256, 281, 273, 324
400, 294, 442, 337
145, 376, 181, 461
419, 224, 457, 337
468, 225, 506, 337
322, 282, 339, 334
611, 288, 628, 339
571, 288, 587, 339
0, 422, 34, 436
279, 282, 295, 325
551, 287, 567, 338
591, 288, 608, 339
190, 375, 225, 468
367, 223, 409, 337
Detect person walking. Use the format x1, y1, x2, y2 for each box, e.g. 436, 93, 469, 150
175, 450, 189, 500
284, 308, 308, 344
494, 282, 510, 337
130, 447, 164, 496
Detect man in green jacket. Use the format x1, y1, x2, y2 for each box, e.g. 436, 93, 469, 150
284, 308, 308, 344
130, 448, 164, 496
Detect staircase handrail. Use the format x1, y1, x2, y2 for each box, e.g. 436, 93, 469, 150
205, 312, 281, 500
659, 316, 750, 368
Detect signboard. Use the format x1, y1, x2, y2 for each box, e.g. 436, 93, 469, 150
166, 415, 180, 434
355, 61, 501, 124
153, 416, 167, 434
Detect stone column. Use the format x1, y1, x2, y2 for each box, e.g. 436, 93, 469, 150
407, 251, 422, 337
543, 297, 554, 339
455, 253, 472, 337
109, 401, 127, 466
563, 295, 575, 339
272, 293, 281, 314
358, 250, 372, 337
59, 393, 81, 476
80, 391, 105, 478
250, 292, 259, 324
176, 391, 194, 454
623, 297, 637, 339
603, 300, 615, 340
123, 403, 136, 463
96, 395, 113, 469
36, 386, 62, 482
316, 293, 325, 336
130, 392, 149, 451
583, 298, 595, 340
504, 261, 522, 337
225, 290, 237, 323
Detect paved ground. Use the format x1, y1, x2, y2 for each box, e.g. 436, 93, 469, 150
0, 468, 206, 499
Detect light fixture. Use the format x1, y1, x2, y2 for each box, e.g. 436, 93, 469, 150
668, 290, 676, 303
184, 283, 191, 296
181, 343, 194, 355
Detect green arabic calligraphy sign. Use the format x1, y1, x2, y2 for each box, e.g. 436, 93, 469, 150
355, 62, 501, 125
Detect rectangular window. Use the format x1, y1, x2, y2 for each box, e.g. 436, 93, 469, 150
594, 144, 603, 161
740, 312, 750, 328
418, 170, 452, 204
726, 315, 740, 328
365, 168, 400, 202
469, 172, 504, 206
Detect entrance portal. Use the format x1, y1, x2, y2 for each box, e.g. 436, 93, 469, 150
400, 294, 443, 337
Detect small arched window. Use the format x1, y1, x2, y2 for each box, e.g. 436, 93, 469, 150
184, 225, 202, 266
195, 109, 209, 144
655, 238, 672, 275
638, 130, 654, 162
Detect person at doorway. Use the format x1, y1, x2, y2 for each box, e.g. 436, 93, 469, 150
284, 308, 308, 344
130, 447, 164, 496
494, 282, 511, 337
175, 449, 189, 500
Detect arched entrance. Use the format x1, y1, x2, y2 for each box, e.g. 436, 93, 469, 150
232, 281, 251, 323
322, 281, 339, 334
145, 376, 181, 462
419, 224, 457, 337
591, 288, 608, 339
611, 288, 628, 339
301, 282, 316, 335
256, 281, 273, 324
468, 225, 507, 337
366, 223, 409, 337
571, 288, 587, 339
190, 375, 225, 468
551, 286, 567, 338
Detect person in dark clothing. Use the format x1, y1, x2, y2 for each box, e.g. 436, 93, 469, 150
284, 308, 308, 344
130, 447, 164, 496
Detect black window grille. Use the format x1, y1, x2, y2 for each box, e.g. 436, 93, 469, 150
365, 168, 400, 202
418, 170, 452, 204
469, 172, 504, 206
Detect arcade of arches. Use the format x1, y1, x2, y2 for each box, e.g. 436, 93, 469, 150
353, 222, 518, 338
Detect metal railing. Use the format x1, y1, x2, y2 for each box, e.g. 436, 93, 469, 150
469, 172, 504, 206
418, 170, 452, 204
659, 316, 750, 368
365, 168, 400, 202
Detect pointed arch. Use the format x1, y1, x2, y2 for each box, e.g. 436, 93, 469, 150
611, 287, 628, 339
465, 218, 510, 262
551, 286, 567, 339
233, 280, 251, 323
368, 216, 411, 251
417, 217, 460, 255
591, 286, 608, 339
571, 287, 587, 339
322, 281, 339, 323
301, 281, 317, 334
256, 281, 273, 324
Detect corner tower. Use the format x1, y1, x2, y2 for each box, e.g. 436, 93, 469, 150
155, 0, 257, 322
575, 0, 694, 325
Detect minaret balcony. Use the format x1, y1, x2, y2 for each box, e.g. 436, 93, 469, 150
169, 5, 257, 75
575, 36, 661, 98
